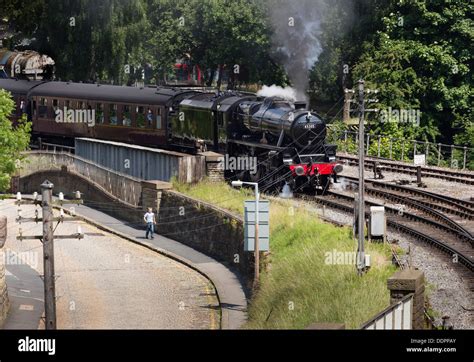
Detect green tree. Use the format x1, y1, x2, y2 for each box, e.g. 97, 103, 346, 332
356, 0, 472, 146
0, 91, 31, 192
3, 0, 149, 84
146, 0, 286, 88
309, 0, 394, 105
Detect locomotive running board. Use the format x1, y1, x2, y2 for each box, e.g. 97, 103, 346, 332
228, 139, 285, 151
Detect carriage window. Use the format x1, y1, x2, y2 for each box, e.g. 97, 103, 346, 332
217, 113, 224, 127
156, 108, 162, 129
52, 99, 59, 114
109, 104, 117, 125
122, 105, 131, 126
96, 103, 104, 124
146, 108, 154, 128
136, 106, 145, 128
18, 98, 26, 115
38, 98, 48, 118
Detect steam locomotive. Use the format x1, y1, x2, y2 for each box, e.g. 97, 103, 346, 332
0, 78, 342, 193
0, 49, 55, 80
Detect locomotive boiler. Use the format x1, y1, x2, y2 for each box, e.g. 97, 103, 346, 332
172, 91, 342, 193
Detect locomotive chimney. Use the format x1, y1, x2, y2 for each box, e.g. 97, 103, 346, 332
294, 101, 307, 110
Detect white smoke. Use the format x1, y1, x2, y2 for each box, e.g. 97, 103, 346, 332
266, 0, 327, 101
330, 177, 352, 192
257, 84, 297, 101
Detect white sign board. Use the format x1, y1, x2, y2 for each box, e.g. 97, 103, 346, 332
244, 200, 270, 252
413, 154, 426, 166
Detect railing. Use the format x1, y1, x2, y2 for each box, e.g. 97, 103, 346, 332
328, 128, 473, 170
18, 151, 143, 207
39, 141, 75, 154
360, 293, 413, 330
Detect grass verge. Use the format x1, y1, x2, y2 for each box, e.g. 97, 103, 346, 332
173, 179, 397, 329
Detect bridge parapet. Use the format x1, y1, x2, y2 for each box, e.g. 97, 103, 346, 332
19, 151, 142, 207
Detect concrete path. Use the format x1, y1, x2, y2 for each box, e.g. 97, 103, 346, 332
70, 204, 248, 329
1, 200, 219, 329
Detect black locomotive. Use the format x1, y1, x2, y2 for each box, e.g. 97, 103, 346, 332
0, 78, 342, 193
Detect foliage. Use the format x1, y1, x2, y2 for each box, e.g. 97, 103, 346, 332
2, 0, 286, 87
310, 0, 473, 157
3, 0, 472, 154
0, 90, 31, 192
145, 0, 286, 87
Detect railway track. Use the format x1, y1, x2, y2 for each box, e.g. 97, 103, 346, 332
337, 154, 474, 185
306, 190, 474, 290
339, 175, 474, 239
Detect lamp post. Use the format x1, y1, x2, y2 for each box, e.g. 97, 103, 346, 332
231, 180, 260, 289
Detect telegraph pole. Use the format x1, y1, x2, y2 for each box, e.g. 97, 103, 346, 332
16, 181, 83, 329
41, 180, 56, 329
357, 80, 366, 274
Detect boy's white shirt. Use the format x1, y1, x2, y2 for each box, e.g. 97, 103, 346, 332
144, 212, 155, 223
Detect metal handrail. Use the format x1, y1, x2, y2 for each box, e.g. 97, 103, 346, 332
19, 151, 143, 206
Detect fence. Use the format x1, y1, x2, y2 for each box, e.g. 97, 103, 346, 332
328, 128, 473, 170
18, 151, 143, 207
361, 293, 414, 330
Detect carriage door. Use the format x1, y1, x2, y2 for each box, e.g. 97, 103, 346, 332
215, 111, 225, 151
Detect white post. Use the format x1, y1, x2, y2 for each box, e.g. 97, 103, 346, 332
357, 80, 366, 274
254, 183, 260, 289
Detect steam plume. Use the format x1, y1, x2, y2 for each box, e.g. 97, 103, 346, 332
257, 84, 297, 101
266, 0, 327, 101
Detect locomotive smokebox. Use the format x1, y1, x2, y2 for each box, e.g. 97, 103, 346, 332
294, 101, 307, 110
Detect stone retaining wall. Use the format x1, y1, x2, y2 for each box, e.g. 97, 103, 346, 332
156, 190, 253, 293
19, 170, 252, 293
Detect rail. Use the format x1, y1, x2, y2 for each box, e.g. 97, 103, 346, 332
328, 128, 473, 170
39, 141, 75, 153
18, 151, 143, 207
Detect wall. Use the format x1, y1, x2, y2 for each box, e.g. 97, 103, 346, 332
75, 138, 206, 183
156, 191, 253, 293
19, 169, 253, 293
19, 169, 144, 224
0, 216, 9, 327
0, 262, 8, 327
